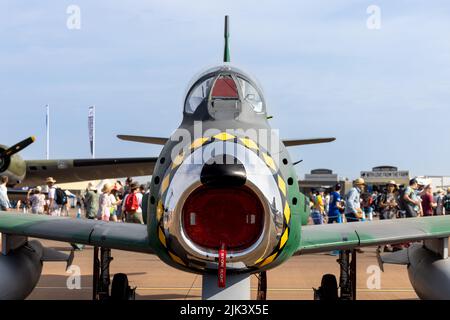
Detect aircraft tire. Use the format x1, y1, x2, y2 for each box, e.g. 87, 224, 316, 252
319, 274, 338, 301
111, 273, 129, 300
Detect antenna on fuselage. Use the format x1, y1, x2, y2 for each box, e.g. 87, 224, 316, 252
293, 160, 303, 166
224, 15, 230, 62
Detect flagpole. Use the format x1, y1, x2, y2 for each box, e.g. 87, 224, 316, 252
46, 104, 50, 160
92, 105, 95, 159
88, 106, 96, 159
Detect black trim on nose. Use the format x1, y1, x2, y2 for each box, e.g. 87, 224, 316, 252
200, 155, 246, 187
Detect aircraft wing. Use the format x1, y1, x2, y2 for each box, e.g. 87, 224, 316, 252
282, 138, 336, 147
20, 157, 157, 186
117, 135, 168, 145
297, 216, 450, 254
116, 135, 336, 147
0, 212, 153, 253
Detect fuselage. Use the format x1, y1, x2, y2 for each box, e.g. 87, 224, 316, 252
145, 65, 310, 275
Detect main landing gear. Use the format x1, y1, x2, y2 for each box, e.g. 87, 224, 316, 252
92, 247, 136, 300
314, 249, 357, 300
256, 271, 267, 300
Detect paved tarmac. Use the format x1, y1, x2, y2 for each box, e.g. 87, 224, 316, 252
2, 209, 418, 300
25, 238, 417, 300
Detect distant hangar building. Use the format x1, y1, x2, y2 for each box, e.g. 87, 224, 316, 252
298, 168, 351, 195
360, 165, 410, 189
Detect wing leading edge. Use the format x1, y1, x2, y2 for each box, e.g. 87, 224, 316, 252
282, 138, 336, 147
298, 216, 450, 255
116, 135, 336, 147
0, 212, 152, 253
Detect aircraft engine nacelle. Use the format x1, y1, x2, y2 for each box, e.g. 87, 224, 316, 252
150, 138, 295, 275
406, 244, 450, 300
0, 240, 44, 299
0, 144, 27, 186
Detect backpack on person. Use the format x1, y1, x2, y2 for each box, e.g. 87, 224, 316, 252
397, 188, 407, 211
444, 194, 450, 211
376, 193, 386, 210
124, 193, 139, 213
373, 194, 382, 213
54, 188, 68, 205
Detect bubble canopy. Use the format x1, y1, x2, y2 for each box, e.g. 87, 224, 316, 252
184, 65, 265, 115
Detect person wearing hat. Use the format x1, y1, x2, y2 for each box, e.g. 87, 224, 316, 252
45, 177, 60, 216
29, 186, 46, 214
403, 178, 421, 218
97, 182, 114, 221
84, 182, 99, 220
345, 178, 365, 223
378, 180, 399, 220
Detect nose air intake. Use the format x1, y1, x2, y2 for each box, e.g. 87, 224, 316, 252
200, 155, 246, 187
182, 185, 264, 251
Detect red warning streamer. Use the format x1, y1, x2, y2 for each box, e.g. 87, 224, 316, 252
218, 244, 226, 288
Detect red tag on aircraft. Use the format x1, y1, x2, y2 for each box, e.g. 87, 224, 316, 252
218, 244, 226, 288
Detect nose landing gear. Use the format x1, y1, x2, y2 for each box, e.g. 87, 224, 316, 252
111, 273, 136, 300
256, 271, 267, 300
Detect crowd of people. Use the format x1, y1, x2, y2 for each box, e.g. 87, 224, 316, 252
83, 177, 148, 224
0, 175, 149, 225
2, 173, 450, 231
0, 176, 72, 215
308, 178, 450, 251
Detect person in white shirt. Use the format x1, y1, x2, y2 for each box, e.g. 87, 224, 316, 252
0, 176, 10, 211
108, 186, 122, 222
29, 186, 46, 214
98, 182, 114, 222
45, 177, 60, 216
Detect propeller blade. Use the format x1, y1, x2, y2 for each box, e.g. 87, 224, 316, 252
1, 136, 36, 158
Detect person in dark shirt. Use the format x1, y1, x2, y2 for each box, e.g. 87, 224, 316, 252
328, 183, 344, 256
445, 187, 450, 215
84, 183, 99, 219
379, 180, 399, 220
328, 184, 344, 224
421, 184, 436, 216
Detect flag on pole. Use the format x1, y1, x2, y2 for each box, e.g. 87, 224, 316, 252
46, 104, 49, 160
88, 106, 95, 158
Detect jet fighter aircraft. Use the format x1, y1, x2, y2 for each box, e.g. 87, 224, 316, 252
1, 16, 450, 300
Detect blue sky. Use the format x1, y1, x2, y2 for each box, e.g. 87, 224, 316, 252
1, 1, 449, 179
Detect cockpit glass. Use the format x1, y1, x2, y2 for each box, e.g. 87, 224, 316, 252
185, 77, 214, 114
211, 75, 239, 99
237, 77, 263, 113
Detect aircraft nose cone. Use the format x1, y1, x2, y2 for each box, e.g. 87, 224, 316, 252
200, 155, 246, 187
